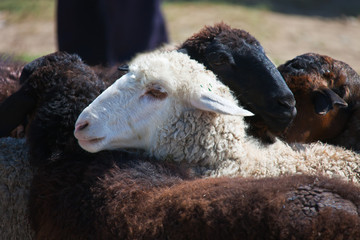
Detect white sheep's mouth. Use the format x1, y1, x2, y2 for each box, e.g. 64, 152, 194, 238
77, 137, 106, 152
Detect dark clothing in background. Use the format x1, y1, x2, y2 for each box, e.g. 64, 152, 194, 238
57, 0, 168, 66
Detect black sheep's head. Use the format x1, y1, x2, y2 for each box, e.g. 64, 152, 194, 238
179, 23, 296, 133
0, 52, 106, 166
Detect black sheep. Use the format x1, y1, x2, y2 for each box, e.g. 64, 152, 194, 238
0, 55, 125, 139
179, 23, 297, 143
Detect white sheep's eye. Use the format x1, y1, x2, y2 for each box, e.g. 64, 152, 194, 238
144, 86, 168, 100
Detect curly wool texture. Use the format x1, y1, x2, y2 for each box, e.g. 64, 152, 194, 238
153, 111, 247, 169
152, 107, 360, 181
0, 137, 34, 240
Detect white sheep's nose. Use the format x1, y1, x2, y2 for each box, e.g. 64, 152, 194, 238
74, 121, 89, 134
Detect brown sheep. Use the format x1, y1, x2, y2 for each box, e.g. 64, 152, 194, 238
278, 53, 360, 150
31, 155, 360, 240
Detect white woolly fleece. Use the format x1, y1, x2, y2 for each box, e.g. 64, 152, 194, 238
151, 106, 360, 182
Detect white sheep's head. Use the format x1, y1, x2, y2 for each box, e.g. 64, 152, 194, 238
74, 51, 253, 153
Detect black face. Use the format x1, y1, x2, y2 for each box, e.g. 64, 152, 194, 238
202, 40, 296, 132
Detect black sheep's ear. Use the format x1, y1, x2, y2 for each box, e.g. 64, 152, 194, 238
0, 55, 42, 136
0, 87, 36, 137
177, 48, 188, 55
19, 55, 47, 84
313, 88, 348, 115
118, 64, 129, 71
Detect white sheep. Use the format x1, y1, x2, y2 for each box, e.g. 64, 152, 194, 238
75, 51, 360, 182
0, 137, 34, 239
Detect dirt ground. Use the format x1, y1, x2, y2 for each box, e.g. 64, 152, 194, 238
0, 3, 359, 71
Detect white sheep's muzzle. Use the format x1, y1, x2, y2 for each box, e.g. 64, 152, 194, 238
74, 111, 108, 153
74, 72, 169, 153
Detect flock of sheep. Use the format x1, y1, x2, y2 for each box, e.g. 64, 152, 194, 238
0, 22, 360, 239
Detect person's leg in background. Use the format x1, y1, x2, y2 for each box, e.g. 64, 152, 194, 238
57, 0, 168, 66
57, 0, 107, 65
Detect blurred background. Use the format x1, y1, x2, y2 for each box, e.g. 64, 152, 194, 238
0, 0, 359, 71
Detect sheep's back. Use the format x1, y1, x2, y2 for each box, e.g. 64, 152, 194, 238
0, 137, 34, 239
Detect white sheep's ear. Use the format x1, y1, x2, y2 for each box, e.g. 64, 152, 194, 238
190, 90, 254, 116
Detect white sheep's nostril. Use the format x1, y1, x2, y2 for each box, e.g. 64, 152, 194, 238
75, 121, 89, 132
